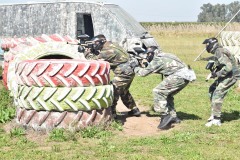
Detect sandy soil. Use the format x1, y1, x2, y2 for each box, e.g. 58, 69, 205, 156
115, 100, 165, 137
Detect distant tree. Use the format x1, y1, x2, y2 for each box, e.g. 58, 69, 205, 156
198, 3, 214, 22
213, 4, 226, 21
197, 1, 240, 22
225, 1, 240, 22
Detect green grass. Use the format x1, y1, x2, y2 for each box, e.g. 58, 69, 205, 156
0, 86, 15, 123
1, 30, 240, 159
10, 127, 25, 137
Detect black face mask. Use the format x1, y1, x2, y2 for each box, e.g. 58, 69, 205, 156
206, 43, 214, 53
206, 43, 218, 53
93, 40, 105, 52
147, 53, 154, 62
93, 43, 101, 51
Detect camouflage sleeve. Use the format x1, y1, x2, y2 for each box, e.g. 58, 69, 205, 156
84, 51, 102, 60
215, 50, 233, 77
135, 59, 159, 77
84, 53, 98, 60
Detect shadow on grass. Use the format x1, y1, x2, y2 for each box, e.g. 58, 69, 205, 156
177, 111, 202, 120
141, 110, 202, 120
222, 110, 240, 122
115, 110, 202, 125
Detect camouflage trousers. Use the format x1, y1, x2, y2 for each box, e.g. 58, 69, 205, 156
209, 75, 237, 117
153, 75, 189, 117
111, 72, 137, 112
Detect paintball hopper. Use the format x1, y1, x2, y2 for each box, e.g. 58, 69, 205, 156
77, 34, 90, 43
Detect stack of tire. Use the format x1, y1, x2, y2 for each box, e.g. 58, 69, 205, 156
219, 31, 240, 56
220, 31, 240, 89
2, 34, 113, 131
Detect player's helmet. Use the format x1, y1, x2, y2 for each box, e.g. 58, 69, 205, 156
202, 37, 218, 53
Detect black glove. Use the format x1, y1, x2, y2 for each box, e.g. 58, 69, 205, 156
210, 72, 217, 78
78, 45, 85, 53
92, 50, 100, 55
143, 62, 149, 67
129, 58, 139, 68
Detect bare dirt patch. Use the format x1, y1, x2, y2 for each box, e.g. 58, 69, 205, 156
115, 100, 168, 137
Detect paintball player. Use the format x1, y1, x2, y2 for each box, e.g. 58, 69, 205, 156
134, 46, 196, 130
203, 38, 240, 127
84, 34, 141, 118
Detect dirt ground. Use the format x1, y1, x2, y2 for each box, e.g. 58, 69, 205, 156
116, 100, 163, 137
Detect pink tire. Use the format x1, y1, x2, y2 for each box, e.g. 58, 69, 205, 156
16, 59, 110, 87
7, 41, 83, 97
16, 107, 112, 131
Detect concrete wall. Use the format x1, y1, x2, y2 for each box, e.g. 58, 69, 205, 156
0, 2, 127, 42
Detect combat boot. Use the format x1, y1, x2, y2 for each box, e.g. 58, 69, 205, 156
172, 117, 181, 124
112, 110, 117, 120
205, 116, 221, 127
158, 114, 174, 130
128, 107, 141, 117
111, 106, 117, 120
207, 114, 214, 122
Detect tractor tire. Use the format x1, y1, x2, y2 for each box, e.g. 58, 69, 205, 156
7, 41, 84, 97
219, 31, 240, 64
16, 107, 112, 131
16, 59, 110, 87
220, 31, 240, 89
219, 31, 240, 47
17, 85, 113, 111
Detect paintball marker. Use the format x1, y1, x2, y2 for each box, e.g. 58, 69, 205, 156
67, 34, 94, 53
205, 60, 217, 81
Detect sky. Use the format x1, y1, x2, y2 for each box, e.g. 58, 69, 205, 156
0, 0, 236, 22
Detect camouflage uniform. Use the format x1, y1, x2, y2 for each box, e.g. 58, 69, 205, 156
135, 52, 196, 117
209, 45, 240, 118
84, 41, 137, 112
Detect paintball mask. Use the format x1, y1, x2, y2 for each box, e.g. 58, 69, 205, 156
143, 46, 158, 62
91, 34, 106, 53
202, 37, 218, 53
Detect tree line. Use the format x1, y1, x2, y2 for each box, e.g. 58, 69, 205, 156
198, 1, 240, 22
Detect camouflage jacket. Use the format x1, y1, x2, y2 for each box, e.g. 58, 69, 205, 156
213, 46, 240, 79
84, 41, 134, 76
135, 52, 187, 77
85, 41, 129, 67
